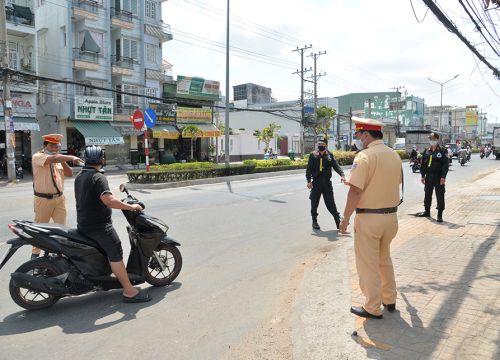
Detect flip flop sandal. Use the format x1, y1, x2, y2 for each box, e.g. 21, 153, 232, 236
122, 289, 152, 303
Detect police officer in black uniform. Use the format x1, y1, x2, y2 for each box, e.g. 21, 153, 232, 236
417, 133, 449, 223
306, 137, 345, 230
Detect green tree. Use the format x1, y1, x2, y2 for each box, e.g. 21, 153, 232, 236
314, 105, 336, 142
253, 122, 282, 153
181, 124, 201, 161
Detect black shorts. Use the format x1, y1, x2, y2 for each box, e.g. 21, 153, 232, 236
78, 223, 123, 262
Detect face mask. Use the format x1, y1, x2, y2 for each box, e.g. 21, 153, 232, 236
44, 149, 57, 155
355, 139, 364, 150
429, 140, 438, 147
318, 145, 326, 152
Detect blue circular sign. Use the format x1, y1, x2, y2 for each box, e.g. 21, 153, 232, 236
144, 108, 157, 129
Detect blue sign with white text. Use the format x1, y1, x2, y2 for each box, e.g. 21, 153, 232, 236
144, 108, 157, 129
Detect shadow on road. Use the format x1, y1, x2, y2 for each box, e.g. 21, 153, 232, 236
0, 282, 181, 336
311, 229, 340, 242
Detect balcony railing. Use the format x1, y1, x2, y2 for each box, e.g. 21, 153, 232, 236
161, 22, 173, 41
73, 48, 100, 63
5, 6, 35, 27
111, 55, 134, 69
111, 7, 133, 23
73, 0, 99, 13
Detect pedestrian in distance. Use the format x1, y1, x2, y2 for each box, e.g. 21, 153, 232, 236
339, 117, 403, 319
31, 134, 83, 259
306, 137, 346, 230
416, 133, 449, 223
74, 146, 151, 303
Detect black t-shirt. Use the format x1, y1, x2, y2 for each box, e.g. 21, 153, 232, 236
75, 167, 113, 229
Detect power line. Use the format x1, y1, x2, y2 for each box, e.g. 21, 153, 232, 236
420, 0, 500, 79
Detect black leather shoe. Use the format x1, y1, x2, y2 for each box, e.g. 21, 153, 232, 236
312, 221, 320, 230
416, 211, 430, 217
437, 211, 443, 223
383, 303, 396, 312
350, 306, 383, 319
334, 215, 341, 229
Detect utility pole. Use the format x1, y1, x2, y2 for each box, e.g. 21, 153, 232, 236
390, 85, 405, 137
308, 51, 326, 145
367, 98, 372, 118
1, 0, 16, 181
293, 44, 312, 156
224, 0, 230, 165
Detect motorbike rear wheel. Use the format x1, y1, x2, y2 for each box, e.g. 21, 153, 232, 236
145, 244, 182, 287
9, 259, 62, 310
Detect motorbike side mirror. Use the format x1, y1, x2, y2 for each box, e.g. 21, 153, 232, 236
119, 184, 130, 196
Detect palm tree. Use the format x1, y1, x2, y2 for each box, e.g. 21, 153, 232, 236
181, 124, 202, 161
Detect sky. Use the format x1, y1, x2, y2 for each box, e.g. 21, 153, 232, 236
161, 0, 500, 122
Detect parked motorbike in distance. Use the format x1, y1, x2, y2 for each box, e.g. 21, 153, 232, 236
0, 184, 182, 310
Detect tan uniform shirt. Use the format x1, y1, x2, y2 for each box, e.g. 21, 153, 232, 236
32, 151, 65, 194
346, 140, 402, 209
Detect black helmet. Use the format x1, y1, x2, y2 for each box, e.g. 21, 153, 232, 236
84, 145, 104, 165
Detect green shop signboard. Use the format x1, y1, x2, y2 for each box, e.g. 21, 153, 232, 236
176, 75, 220, 101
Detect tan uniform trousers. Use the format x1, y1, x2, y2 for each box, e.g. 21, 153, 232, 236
32, 195, 67, 254
354, 212, 398, 316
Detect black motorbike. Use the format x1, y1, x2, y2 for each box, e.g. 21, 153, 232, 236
0, 184, 182, 310
410, 157, 421, 173
460, 154, 467, 166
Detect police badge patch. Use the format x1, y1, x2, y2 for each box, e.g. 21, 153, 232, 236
437, 153, 442, 158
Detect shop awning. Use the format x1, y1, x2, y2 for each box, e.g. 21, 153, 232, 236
152, 125, 180, 139
111, 122, 143, 136
72, 120, 124, 145
189, 124, 220, 138
12, 117, 40, 131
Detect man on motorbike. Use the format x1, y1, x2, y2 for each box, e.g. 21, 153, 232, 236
74, 146, 151, 303
409, 146, 418, 161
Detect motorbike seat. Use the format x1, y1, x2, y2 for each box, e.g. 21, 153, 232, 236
32, 223, 100, 248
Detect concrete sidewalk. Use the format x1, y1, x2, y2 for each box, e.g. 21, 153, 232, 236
294, 166, 499, 360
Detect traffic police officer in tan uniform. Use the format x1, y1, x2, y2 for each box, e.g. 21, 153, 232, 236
31, 134, 83, 259
340, 117, 402, 319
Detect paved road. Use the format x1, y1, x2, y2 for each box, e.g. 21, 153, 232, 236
0, 154, 497, 359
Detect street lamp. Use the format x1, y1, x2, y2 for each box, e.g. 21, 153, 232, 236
427, 74, 459, 141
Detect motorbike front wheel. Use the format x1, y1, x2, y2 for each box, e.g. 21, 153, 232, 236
9, 259, 62, 310
146, 244, 182, 287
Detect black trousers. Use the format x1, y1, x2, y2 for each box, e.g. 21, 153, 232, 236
310, 177, 340, 219
424, 175, 445, 211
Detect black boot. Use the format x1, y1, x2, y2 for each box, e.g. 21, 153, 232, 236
416, 208, 430, 217
437, 210, 443, 223
333, 214, 341, 229
312, 218, 320, 230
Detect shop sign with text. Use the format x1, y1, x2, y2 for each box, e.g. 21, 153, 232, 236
176, 106, 212, 123
75, 96, 113, 121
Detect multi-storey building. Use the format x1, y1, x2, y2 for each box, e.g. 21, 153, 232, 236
335, 92, 426, 134
1, 0, 39, 168
424, 105, 485, 142
34, 0, 172, 164
233, 83, 272, 105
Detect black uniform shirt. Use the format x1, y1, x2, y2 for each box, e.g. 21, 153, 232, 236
420, 145, 449, 179
75, 167, 113, 229
306, 150, 344, 183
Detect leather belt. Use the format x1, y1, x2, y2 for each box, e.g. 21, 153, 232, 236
356, 207, 397, 214
34, 191, 63, 199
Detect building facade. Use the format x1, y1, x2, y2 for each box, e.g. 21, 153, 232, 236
233, 83, 272, 105
34, 0, 172, 164
1, 0, 39, 171
336, 92, 425, 135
